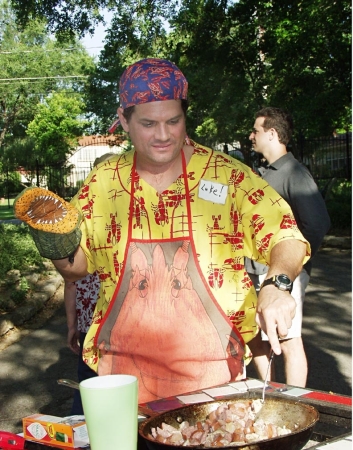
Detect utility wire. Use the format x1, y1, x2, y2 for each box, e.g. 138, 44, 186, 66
0, 75, 89, 83
0, 46, 103, 54
0, 81, 87, 86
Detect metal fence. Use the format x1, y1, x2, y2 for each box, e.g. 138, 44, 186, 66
230, 132, 352, 183
292, 132, 351, 180
22, 163, 93, 199
3, 132, 351, 201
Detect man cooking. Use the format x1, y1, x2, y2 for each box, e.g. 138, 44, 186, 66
16, 58, 310, 404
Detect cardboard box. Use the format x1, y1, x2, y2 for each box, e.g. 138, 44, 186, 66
23, 414, 89, 449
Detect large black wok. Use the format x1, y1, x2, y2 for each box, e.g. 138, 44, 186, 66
139, 397, 319, 450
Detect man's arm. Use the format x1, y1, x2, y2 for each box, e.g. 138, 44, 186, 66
256, 238, 307, 355
52, 246, 89, 282
64, 280, 80, 355
288, 169, 331, 257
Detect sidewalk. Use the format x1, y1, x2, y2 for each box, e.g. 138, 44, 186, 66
0, 246, 351, 435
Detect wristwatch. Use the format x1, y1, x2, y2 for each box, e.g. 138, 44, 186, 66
260, 274, 293, 293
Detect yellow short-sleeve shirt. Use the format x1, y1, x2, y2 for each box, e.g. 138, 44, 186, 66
71, 143, 310, 370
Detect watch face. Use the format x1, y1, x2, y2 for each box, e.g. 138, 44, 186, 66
277, 274, 291, 285
260, 274, 292, 292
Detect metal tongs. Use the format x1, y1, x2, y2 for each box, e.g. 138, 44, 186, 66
261, 349, 275, 403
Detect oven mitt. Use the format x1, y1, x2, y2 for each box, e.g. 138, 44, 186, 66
13, 186, 82, 260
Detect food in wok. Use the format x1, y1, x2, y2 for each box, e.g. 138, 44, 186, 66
139, 397, 319, 450
147, 400, 291, 446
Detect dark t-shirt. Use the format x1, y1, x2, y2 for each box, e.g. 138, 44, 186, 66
246, 152, 331, 275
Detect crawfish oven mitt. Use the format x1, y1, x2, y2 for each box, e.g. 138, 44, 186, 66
13, 186, 82, 260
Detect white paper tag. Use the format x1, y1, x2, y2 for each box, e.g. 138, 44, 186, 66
198, 179, 228, 204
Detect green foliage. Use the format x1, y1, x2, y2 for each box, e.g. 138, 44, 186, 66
0, 0, 95, 164
2, 137, 36, 172
79, 0, 351, 144
325, 180, 352, 235
260, 0, 352, 136
27, 92, 89, 164
8, 0, 352, 145
0, 170, 22, 197
22, 92, 90, 194
10, 0, 178, 39
0, 223, 45, 278
330, 180, 352, 200
84, 0, 169, 134
0, 200, 15, 219
10, 276, 29, 305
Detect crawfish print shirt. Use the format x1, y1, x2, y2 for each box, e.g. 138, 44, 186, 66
71, 142, 310, 377
75, 272, 100, 333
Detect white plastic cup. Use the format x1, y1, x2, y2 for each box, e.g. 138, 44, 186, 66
80, 374, 138, 450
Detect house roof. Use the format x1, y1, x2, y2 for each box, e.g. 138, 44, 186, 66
77, 134, 127, 148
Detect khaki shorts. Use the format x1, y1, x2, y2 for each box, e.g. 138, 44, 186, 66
249, 269, 310, 340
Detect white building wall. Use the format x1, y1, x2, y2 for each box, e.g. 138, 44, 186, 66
66, 136, 127, 187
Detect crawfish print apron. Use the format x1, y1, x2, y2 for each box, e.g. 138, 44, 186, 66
95, 151, 245, 403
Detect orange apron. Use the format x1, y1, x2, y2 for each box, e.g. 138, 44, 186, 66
95, 151, 245, 403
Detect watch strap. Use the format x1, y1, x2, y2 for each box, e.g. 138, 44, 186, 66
260, 274, 293, 293
260, 276, 277, 290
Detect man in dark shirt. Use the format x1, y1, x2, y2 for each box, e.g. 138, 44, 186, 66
246, 107, 331, 387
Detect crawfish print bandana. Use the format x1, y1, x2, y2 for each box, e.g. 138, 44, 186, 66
108, 58, 188, 133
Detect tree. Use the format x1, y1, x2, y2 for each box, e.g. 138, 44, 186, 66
166, 0, 259, 147
249, 0, 352, 136
10, 0, 178, 39
27, 91, 89, 163
84, 0, 169, 134
12, 0, 351, 142
167, 0, 351, 144
13, 92, 88, 195
0, 168, 21, 197
0, 0, 95, 152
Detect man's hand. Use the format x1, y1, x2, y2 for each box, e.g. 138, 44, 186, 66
67, 327, 80, 355
256, 285, 296, 355
256, 239, 308, 353
64, 280, 80, 354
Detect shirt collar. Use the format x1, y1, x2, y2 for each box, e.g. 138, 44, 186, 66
267, 152, 294, 170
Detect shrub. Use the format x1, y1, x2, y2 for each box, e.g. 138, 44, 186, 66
0, 223, 45, 279
10, 277, 30, 305
325, 180, 352, 236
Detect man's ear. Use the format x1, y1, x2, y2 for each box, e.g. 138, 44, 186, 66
117, 107, 129, 132
269, 128, 277, 141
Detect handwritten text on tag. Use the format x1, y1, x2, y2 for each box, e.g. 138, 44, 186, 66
198, 179, 228, 204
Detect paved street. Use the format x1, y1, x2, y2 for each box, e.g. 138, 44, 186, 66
302, 247, 352, 394
247, 247, 352, 394
0, 247, 351, 435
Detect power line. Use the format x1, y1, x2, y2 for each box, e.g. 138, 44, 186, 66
0, 75, 89, 83
0, 81, 86, 86
0, 46, 103, 55
0, 48, 76, 54
0, 90, 83, 95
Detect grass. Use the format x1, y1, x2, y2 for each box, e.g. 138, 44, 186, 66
0, 199, 15, 220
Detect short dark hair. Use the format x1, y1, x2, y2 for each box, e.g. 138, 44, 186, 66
122, 99, 189, 123
255, 107, 293, 146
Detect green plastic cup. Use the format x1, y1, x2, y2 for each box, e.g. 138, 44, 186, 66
80, 374, 138, 450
